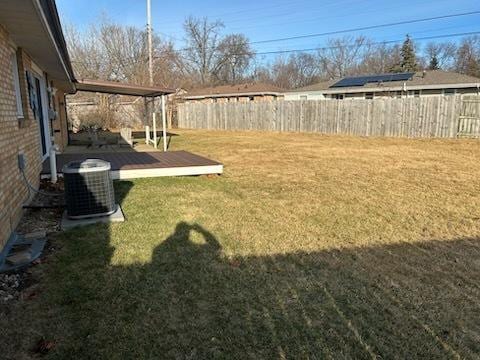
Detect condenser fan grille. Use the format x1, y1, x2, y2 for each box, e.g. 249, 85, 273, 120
63, 159, 117, 219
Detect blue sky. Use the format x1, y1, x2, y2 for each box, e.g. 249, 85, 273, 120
57, 0, 479, 60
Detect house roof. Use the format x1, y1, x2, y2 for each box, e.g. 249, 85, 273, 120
293, 80, 338, 93
75, 79, 175, 97
291, 71, 480, 94
0, 0, 76, 92
184, 83, 285, 99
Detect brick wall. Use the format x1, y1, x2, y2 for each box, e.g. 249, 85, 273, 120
0, 24, 45, 248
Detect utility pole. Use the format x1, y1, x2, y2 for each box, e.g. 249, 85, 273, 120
147, 0, 153, 86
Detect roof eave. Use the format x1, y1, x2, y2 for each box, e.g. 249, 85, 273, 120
33, 0, 75, 92
0, 0, 76, 92
287, 82, 480, 95
183, 92, 283, 99
74, 79, 175, 97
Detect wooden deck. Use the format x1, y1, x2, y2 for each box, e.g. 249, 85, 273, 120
41, 151, 223, 180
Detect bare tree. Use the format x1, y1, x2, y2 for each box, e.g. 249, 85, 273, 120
454, 36, 480, 77
65, 23, 109, 80
250, 60, 273, 84
358, 43, 401, 74
265, 53, 323, 89
64, 17, 187, 130
66, 18, 184, 87
153, 42, 186, 88
424, 42, 457, 70
182, 17, 225, 85
214, 34, 254, 83
317, 36, 369, 78
96, 22, 150, 83
288, 53, 322, 87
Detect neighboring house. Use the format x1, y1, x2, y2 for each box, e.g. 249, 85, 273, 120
182, 83, 285, 104
285, 70, 480, 100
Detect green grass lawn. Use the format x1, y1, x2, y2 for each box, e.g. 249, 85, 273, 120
3, 130, 480, 359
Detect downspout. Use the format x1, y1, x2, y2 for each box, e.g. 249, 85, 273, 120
49, 145, 59, 183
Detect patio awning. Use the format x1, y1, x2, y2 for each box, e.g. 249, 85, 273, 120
75, 79, 175, 97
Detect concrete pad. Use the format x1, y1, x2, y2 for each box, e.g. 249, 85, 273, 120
61, 205, 125, 230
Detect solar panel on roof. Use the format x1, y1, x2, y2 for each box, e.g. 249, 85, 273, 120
331, 77, 370, 88
331, 72, 415, 88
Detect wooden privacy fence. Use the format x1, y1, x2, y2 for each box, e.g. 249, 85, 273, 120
178, 95, 480, 138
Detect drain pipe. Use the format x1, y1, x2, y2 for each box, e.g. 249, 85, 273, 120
49, 145, 59, 184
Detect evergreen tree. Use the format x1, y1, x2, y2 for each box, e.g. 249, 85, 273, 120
428, 54, 439, 70
391, 35, 418, 72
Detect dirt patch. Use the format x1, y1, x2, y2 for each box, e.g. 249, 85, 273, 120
17, 179, 64, 234
1, 180, 64, 303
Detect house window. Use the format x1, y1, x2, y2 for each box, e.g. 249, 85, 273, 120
408, 90, 421, 98
300, 95, 308, 100
333, 94, 344, 100
394, 91, 403, 99
444, 89, 456, 96
248, 96, 255, 101
11, 53, 24, 118
365, 92, 374, 100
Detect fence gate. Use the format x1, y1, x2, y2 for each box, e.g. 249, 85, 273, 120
458, 96, 480, 138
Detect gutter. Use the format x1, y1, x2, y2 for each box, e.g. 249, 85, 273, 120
32, 0, 77, 92
286, 82, 480, 95
184, 92, 283, 100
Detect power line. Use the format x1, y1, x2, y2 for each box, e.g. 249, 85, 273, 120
249, 10, 480, 45
174, 10, 480, 53
147, 0, 312, 28
175, 30, 480, 57
254, 31, 480, 56
219, 0, 449, 34
158, 0, 460, 33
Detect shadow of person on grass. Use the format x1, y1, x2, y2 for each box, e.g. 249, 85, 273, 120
20, 181, 480, 359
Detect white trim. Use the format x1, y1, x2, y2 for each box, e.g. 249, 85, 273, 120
286, 82, 480, 96
30, 60, 44, 78
32, 73, 52, 160
11, 52, 24, 118
161, 95, 167, 152
41, 165, 224, 180
32, 0, 74, 84
113, 165, 223, 180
